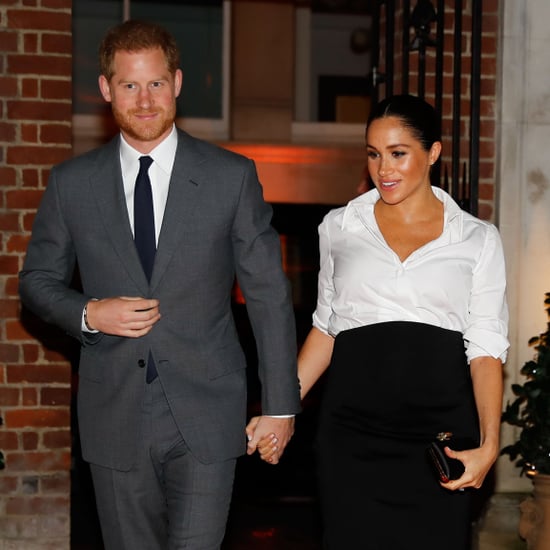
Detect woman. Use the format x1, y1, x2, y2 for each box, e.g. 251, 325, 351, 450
249, 94, 509, 549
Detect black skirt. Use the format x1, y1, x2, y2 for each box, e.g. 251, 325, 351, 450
317, 321, 479, 550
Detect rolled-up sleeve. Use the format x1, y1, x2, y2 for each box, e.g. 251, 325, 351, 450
463, 224, 509, 362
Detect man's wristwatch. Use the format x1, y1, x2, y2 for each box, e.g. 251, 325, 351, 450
83, 302, 93, 331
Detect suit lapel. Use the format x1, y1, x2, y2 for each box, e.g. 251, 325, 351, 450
150, 131, 203, 292
90, 137, 151, 294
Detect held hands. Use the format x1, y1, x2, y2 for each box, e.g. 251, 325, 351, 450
245, 416, 295, 465
440, 443, 498, 492
85, 296, 160, 337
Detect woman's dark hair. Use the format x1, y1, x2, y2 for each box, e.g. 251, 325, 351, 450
367, 94, 441, 151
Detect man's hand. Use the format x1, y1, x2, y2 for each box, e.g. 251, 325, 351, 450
245, 416, 295, 465
86, 296, 160, 337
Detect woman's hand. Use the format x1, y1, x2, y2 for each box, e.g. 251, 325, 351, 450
256, 432, 279, 463
245, 416, 294, 464
443, 355, 502, 492
440, 443, 498, 492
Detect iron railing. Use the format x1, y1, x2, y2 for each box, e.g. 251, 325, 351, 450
370, 0, 482, 215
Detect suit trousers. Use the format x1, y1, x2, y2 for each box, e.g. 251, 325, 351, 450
89, 377, 237, 550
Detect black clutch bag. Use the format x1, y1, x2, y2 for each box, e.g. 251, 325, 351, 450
427, 432, 477, 483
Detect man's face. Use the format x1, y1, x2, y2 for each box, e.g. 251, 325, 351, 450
98, 47, 182, 152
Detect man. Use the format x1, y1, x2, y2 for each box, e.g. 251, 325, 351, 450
19, 20, 300, 549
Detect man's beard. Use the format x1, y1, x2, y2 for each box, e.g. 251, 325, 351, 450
112, 105, 175, 143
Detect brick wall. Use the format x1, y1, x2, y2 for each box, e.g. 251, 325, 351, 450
378, 0, 499, 221
1, 1, 73, 548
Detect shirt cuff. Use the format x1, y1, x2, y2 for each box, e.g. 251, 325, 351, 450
81, 301, 99, 334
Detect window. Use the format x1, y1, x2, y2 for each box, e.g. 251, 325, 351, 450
293, 2, 372, 143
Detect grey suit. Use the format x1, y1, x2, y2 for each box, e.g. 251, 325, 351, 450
19, 129, 301, 547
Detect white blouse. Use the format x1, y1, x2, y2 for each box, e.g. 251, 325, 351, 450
312, 186, 509, 363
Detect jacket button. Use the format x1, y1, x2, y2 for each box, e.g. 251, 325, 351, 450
138, 359, 146, 368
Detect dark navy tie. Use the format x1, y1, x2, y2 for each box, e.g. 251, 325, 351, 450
134, 155, 155, 281
134, 155, 158, 383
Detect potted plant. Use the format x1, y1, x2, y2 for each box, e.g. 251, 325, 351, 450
501, 291, 550, 549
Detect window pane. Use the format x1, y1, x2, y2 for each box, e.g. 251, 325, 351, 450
132, 1, 223, 118
312, 11, 372, 122
72, 0, 121, 116
295, 3, 372, 124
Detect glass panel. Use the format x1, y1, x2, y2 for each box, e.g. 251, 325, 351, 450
132, 1, 223, 118
72, 0, 121, 117
295, 2, 372, 126
311, 11, 372, 123
72, 0, 223, 119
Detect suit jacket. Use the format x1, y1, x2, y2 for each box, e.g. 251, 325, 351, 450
19, 129, 301, 470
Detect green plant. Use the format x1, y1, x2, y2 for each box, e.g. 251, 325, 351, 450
501, 292, 550, 477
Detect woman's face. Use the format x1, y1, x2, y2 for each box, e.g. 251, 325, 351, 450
366, 116, 441, 206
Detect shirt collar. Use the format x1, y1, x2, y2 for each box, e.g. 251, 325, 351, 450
430, 185, 463, 224
119, 125, 178, 176
342, 185, 463, 230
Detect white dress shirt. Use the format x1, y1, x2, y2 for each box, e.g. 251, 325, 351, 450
312, 186, 509, 363
120, 125, 178, 244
